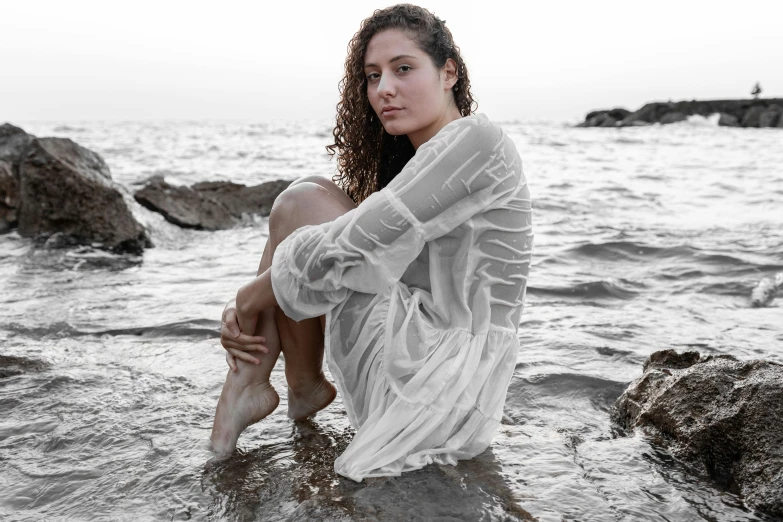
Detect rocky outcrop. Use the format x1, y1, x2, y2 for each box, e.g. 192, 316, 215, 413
612, 350, 783, 517
134, 177, 291, 230
0, 123, 151, 253
578, 98, 783, 128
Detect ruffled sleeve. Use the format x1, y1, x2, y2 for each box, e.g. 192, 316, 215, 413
271, 114, 523, 322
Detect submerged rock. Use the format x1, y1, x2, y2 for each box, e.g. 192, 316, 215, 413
0, 355, 50, 379
18, 137, 151, 253
134, 177, 291, 230
612, 350, 783, 517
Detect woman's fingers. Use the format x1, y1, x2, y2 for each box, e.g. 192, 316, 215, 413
225, 347, 261, 365
222, 339, 269, 354
225, 351, 238, 372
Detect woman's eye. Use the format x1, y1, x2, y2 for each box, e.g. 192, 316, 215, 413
398, 65, 411, 73
367, 73, 379, 81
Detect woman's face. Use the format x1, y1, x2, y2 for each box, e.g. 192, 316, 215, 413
364, 28, 459, 149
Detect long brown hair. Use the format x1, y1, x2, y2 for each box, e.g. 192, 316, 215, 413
326, 4, 477, 204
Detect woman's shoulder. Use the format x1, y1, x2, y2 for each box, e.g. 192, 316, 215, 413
433, 113, 504, 150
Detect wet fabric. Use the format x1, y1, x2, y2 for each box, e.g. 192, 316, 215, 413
271, 113, 533, 481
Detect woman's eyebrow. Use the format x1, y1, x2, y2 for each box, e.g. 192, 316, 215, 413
364, 54, 417, 69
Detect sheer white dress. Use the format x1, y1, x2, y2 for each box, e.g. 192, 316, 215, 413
271, 113, 533, 481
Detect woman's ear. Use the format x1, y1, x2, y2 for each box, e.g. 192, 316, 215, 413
442, 58, 459, 90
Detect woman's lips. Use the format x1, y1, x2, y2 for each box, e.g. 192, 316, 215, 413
382, 108, 403, 117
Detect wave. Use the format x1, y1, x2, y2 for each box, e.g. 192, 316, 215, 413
566, 241, 695, 262
2, 319, 220, 340
527, 279, 640, 300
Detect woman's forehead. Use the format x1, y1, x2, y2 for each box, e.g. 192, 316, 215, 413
364, 29, 422, 64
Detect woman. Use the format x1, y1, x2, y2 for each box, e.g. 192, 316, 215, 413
211, 3, 533, 481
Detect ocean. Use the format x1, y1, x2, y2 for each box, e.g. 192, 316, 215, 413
1, 117, 781, 521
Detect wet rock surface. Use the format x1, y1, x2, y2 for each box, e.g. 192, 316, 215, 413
578, 98, 783, 128
134, 177, 291, 230
612, 349, 783, 517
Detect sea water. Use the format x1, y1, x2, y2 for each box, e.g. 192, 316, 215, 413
1, 118, 781, 521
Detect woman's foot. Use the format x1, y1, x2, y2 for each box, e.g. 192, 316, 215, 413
287, 375, 337, 421
210, 377, 280, 455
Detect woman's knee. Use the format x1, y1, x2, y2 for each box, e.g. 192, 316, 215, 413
269, 182, 353, 241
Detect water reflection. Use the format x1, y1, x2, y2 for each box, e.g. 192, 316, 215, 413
203, 419, 535, 521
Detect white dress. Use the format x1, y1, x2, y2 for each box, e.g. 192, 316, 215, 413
271, 113, 533, 481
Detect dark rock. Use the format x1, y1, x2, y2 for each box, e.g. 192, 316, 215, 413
134, 177, 238, 230
0, 159, 18, 232
134, 178, 291, 230
759, 104, 782, 128
659, 112, 687, 125
612, 349, 783, 517
585, 108, 631, 121
193, 179, 291, 217
718, 113, 740, 127
741, 106, 766, 127
18, 137, 151, 254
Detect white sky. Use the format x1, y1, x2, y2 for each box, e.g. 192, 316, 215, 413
1, 0, 782, 123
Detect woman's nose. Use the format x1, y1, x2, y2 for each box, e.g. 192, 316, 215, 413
376, 73, 395, 98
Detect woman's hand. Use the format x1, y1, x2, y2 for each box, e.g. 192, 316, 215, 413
220, 300, 268, 372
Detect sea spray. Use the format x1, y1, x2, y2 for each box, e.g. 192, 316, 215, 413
751, 273, 783, 307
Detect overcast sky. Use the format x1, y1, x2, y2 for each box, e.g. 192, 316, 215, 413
2, 0, 781, 123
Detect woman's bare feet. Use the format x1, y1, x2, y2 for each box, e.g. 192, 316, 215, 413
210, 376, 280, 455
287, 374, 337, 421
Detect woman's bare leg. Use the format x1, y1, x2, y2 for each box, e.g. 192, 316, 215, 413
210, 177, 356, 454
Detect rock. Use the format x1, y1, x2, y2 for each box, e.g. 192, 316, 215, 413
717, 113, 740, 127
759, 104, 782, 128
134, 177, 238, 230
659, 112, 687, 125
741, 106, 766, 127
0, 159, 18, 232
18, 137, 151, 254
578, 108, 629, 127
134, 178, 291, 230
193, 179, 291, 217
612, 349, 783, 517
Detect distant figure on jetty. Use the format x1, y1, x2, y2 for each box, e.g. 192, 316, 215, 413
209, 3, 533, 482
751, 82, 762, 99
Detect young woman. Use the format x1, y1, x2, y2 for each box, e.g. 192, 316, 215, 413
210, 4, 533, 481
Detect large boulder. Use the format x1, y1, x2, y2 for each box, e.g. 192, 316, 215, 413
18, 137, 151, 253
759, 104, 782, 128
134, 178, 291, 230
0, 123, 35, 173
577, 108, 630, 128
612, 350, 783, 517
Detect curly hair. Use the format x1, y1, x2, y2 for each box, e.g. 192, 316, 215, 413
326, 3, 477, 204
